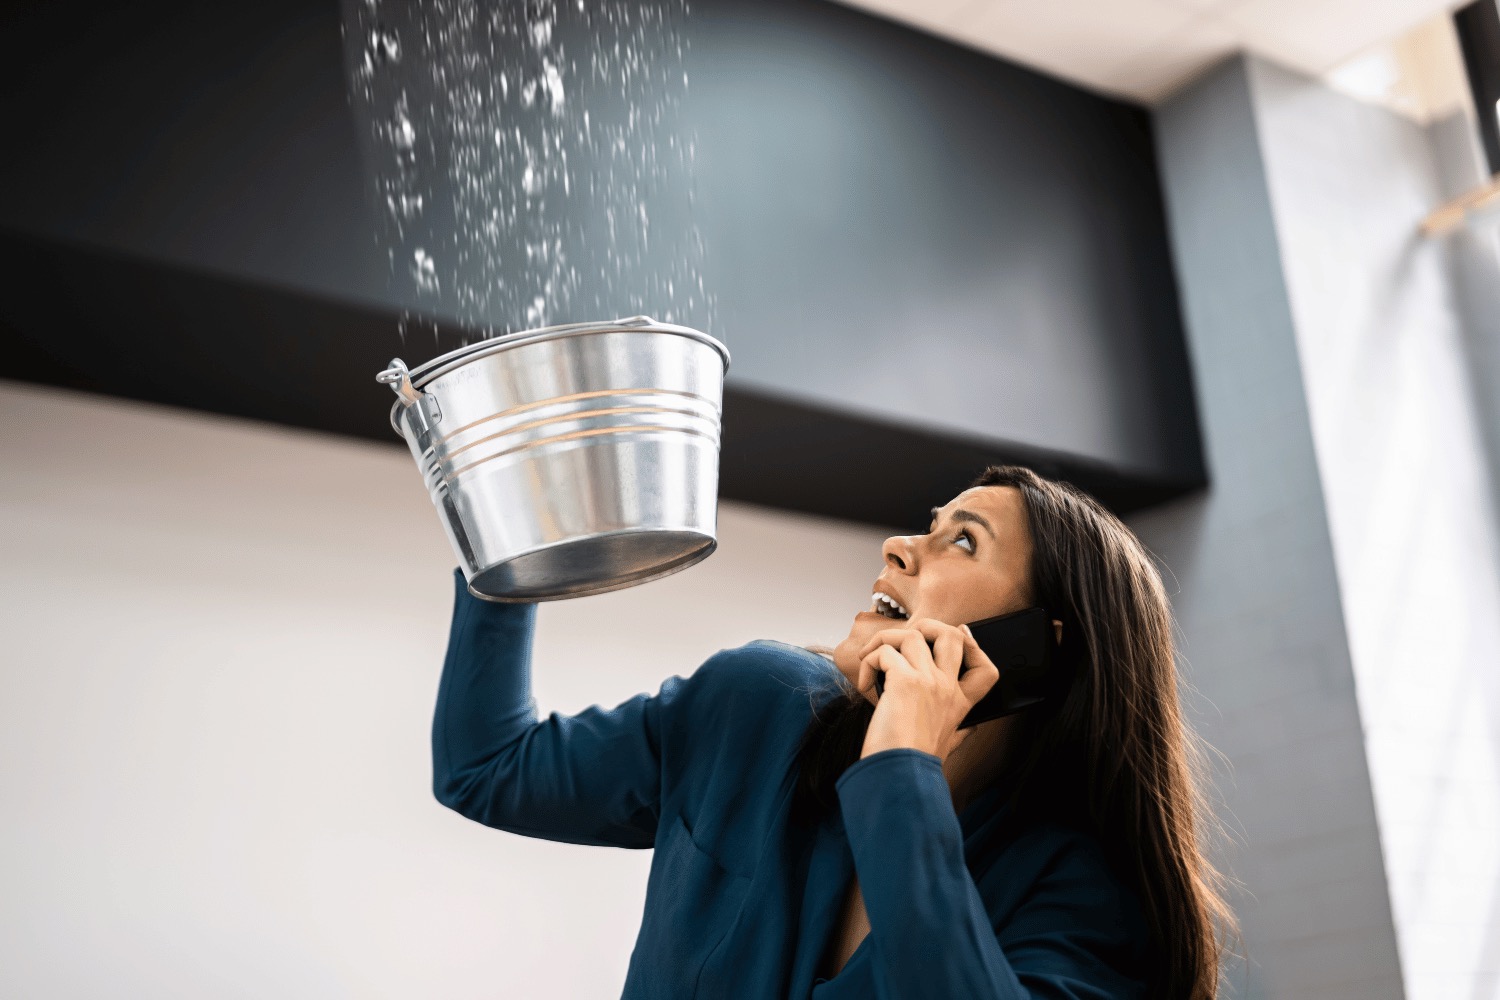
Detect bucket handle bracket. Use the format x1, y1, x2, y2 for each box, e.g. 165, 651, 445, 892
377, 358, 442, 431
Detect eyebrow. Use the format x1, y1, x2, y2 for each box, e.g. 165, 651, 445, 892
929, 506, 996, 540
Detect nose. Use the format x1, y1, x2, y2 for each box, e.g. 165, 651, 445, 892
882, 533, 918, 574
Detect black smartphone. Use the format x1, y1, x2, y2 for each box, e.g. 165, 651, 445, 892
871, 607, 1061, 730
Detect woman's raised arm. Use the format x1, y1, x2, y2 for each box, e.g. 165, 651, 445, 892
431, 569, 685, 848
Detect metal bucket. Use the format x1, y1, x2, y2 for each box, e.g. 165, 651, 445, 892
377, 316, 730, 602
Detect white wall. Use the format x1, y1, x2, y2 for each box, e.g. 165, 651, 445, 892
1251, 58, 1500, 1000
0, 380, 889, 999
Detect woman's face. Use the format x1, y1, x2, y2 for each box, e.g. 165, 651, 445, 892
832, 485, 1036, 694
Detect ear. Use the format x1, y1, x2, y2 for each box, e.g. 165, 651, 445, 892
1052, 619, 1063, 645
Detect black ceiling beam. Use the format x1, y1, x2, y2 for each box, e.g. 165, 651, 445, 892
0, 230, 1202, 528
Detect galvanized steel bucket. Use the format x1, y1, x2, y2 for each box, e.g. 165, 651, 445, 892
377, 316, 729, 601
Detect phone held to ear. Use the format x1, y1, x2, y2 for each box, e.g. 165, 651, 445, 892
870, 607, 1061, 730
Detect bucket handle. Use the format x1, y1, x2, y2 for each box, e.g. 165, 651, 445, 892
376, 358, 424, 408
377, 357, 444, 434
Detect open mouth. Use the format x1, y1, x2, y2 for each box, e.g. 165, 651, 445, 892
870, 592, 909, 620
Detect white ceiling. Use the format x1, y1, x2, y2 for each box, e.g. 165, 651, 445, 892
833, 0, 1466, 103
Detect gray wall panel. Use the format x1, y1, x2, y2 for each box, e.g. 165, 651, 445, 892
1129, 55, 1404, 999
1249, 56, 1500, 1000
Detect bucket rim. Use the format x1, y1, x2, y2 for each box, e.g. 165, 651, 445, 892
383, 317, 729, 436
403, 316, 728, 390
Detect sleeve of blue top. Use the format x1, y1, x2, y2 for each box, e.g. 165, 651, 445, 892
431, 568, 681, 849
836, 749, 1146, 1000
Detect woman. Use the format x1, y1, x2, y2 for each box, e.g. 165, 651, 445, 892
432, 464, 1237, 998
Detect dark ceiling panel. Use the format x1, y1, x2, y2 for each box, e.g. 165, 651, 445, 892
0, 0, 1208, 505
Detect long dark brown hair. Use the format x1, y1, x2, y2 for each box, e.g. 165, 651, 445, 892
791, 464, 1238, 1000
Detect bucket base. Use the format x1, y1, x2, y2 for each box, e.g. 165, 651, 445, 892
466, 529, 717, 602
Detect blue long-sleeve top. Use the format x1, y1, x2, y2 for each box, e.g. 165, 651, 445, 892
432, 570, 1152, 998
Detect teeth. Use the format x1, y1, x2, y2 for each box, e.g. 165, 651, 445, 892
871, 592, 909, 618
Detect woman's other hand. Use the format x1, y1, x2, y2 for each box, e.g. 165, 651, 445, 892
855, 619, 1001, 763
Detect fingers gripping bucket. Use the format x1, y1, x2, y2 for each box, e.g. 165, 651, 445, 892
377, 316, 730, 601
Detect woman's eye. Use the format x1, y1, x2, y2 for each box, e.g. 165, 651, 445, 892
953, 532, 974, 553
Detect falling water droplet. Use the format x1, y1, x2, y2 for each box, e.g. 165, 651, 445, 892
393, 113, 415, 149
373, 27, 401, 64
413, 247, 439, 293
386, 192, 424, 221
541, 59, 566, 115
